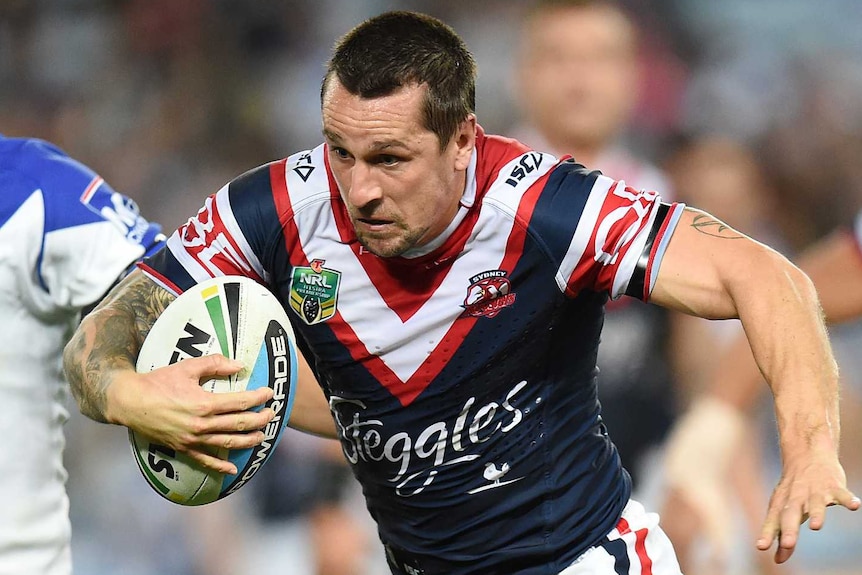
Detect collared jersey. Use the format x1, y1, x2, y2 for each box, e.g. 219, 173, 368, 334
141, 129, 683, 574
0, 135, 163, 575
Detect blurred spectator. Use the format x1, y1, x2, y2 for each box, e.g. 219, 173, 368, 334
510, 0, 683, 502
757, 54, 862, 250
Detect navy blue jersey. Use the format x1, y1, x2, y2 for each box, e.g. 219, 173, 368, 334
142, 129, 683, 574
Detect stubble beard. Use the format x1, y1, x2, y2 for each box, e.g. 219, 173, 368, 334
354, 223, 426, 258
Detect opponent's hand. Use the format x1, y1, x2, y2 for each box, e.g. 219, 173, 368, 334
107, 354, 275, 474
659, 485, 731, 575
757, 448, 860, 563
663, 397, 746, 560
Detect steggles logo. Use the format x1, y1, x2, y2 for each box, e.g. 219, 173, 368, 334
461, 270, 516, 319
329, 380, 528, 497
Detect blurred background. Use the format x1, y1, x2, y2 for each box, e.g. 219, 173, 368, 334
2, 1, 861, 574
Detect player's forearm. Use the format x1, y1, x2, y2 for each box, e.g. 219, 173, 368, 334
287, 354, 338, 438
653, 211, 841, 441
64, 307, 138, 423
732, 254, 840, 457
703, 230, 862, 415
699, 333, 766, 412
63, 270, 173, 424
288, 398, 339, 438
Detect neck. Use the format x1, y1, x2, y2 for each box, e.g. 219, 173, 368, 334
404, 166, 472, 259
546, 136, 600, 167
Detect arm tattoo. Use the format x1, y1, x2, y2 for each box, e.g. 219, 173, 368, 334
113, 273, 175, 342
64, 272, 175, 423
690, 213, 745, 239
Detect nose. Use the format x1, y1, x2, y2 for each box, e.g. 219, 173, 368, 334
346, 162, 383, 209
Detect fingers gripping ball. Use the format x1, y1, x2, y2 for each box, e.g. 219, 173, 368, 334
131, 276, 298, 505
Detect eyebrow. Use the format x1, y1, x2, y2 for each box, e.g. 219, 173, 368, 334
322, 129, 342, 143
322, 130, 411, 153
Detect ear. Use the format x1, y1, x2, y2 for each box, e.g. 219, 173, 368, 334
452, 115, 477, 171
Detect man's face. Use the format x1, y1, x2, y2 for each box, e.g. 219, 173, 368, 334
322, 80, 474, 258
517, 5, 638, 150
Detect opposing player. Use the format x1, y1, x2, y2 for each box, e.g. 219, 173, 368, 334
0, 134, 165, 575
662, 211, 862, 567
63, 11, 858, 574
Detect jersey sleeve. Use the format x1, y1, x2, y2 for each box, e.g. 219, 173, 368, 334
20, 140, 164, 310
544, 163, 684, 301
140, 163, 279, 295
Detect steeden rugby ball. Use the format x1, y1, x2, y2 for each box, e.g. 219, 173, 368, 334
130, 275, 297, 505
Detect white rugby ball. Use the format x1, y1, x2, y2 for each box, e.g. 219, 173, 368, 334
130, 275, 298, 506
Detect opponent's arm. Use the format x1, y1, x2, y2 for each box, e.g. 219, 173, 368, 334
796, 229, 862, 325
63, 270, 275, 474
649, 207, 859, 564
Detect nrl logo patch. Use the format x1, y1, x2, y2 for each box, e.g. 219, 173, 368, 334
461, 270, 516, 319
289, 259, 341, 324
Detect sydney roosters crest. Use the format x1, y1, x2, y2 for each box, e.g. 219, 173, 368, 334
461, 270, 516, 318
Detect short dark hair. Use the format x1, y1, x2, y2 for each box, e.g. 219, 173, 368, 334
322, 11, 476, 151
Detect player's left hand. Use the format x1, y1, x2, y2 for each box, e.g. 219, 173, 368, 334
757, 448, 860, 563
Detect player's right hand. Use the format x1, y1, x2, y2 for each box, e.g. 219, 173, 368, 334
107, 355, 275, 474
756, 446, 860, 564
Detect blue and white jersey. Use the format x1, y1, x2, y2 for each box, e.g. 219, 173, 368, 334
0, 135, 163, 575
142, 128, 683, 574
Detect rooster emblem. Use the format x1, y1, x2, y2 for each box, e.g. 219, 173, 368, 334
483, 462, 510, 484
461, 270, 516, 319
468, 461, 524, 494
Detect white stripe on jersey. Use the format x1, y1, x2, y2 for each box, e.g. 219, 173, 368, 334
166, 232, 215, 283
284, 145, 332, 210
288, 150, 558, 382
482, 151, 560, 219
79, 175, 103, 202
648, 204, 684, 292
144, 271, 182, 297
294, 210, 469, 381
164, 186, 260, 284
556, 175, 615, 292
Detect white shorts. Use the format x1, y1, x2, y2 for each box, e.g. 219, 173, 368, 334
559, 500, 683, 575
